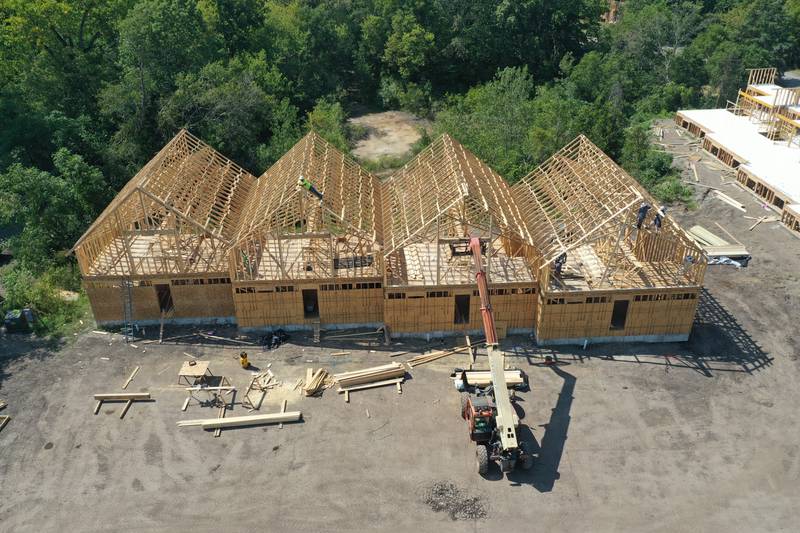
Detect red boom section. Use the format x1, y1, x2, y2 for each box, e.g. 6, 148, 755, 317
469, 237, 498, 345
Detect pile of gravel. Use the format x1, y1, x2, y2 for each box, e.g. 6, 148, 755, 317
423, 481, 487, 521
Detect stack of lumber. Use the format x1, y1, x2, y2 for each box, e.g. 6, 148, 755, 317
687, 225, 749, 258
462, 370, 525, 387
405, 343, 483, 367
177, 411, 301, 430
303, 368, 330, 396
333, 362, 406, 388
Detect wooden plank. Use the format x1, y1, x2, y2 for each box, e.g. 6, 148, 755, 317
338, 377, 403, 393
713, 190, 747, 212
119, 399, 134, 419
0, 416, 9, 432
122, 366, 140, 390
93, 392, 150, 401
713, 222, 743, 245
176, 411, 302, 429
93, 400, 103, 415
748, 216, 766, 231
181, 397, 191, 412
279, 399, 287, 429
388, 351, 408, 357
330, 351, 350, 356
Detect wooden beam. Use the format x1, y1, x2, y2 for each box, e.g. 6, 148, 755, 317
94, 393, 150, 401
122, 366, 140, 390
177, 411, 302, 429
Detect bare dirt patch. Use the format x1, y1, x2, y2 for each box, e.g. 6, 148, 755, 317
349, 111, 430, 161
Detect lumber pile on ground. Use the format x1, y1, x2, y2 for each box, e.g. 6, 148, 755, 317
687, 225, 750, 260
461, 370, 525, 387
333, 362, 407, 402
177, 411, 301, 430
405, 344, 483, 367
303, 368, 330, 396
333, 362, 407, 388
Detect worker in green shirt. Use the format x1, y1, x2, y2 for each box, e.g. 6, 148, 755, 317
297, 175, 323, 203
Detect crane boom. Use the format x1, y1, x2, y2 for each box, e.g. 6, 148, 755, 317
467, 237, 518, 450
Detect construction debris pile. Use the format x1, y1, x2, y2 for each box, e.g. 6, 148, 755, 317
423, 481, 488, 521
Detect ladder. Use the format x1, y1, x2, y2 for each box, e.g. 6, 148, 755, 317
121, 279, 134, 343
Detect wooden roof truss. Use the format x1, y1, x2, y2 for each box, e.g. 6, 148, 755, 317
512, 135, 705, 292
382, 135, 537, 286
73, 130, 255, 277
232, 132, 383, 282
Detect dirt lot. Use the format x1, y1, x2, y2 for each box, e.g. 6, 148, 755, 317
1, 122, 799, 532
349, 111, 430, 161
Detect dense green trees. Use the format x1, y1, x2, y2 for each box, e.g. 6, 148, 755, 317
0, 0, 798, 332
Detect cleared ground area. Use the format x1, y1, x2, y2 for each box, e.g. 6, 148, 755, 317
1, 123, 799, 532
349, 110, 430, 161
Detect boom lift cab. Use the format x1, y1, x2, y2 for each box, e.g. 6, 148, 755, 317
454, 237, 534, 475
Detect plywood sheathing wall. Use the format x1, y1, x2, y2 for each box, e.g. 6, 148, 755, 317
536, 288, 700, 341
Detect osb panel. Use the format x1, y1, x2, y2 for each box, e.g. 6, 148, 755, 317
131, 287, 162, 321
384, 291, 536, 333
171, 284, 235, 318
318, 288, 383, 324
86, 287, 124, 322
234, 290, 303, 328
536, 289, 700, 341
234, 284, 384, 328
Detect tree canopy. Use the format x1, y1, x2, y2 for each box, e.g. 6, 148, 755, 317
0, 0, 798, 326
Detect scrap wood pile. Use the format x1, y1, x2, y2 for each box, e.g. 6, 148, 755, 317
242, 369, 280, 410
300, 368, 333, 396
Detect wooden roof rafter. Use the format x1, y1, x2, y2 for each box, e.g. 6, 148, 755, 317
381, 134, 530, 258
73, 130, 257, 277
511, 135, 644, 264
234, 131, 382, 247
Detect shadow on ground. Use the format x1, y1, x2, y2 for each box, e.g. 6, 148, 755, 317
0, 335, 64, 388
508, 289, 771, 376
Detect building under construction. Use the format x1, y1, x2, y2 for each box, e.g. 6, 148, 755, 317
73, 129, 706, 345
676, 67, 800, 236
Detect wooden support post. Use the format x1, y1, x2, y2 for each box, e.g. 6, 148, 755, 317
122, 366, 140, 390
119, 399, 134, 419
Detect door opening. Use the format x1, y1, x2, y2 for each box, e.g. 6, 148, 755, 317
302, 289, 319, 319
155, 284, 174, 313
454, 294, 470, 324
610, 299, 629, 330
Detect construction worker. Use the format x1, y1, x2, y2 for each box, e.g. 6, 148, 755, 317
239, 351, 250, 369
652, 206, 666, 231
297, 175, 323, 204
554, 252, 567, 276
636, 202, 651, 229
